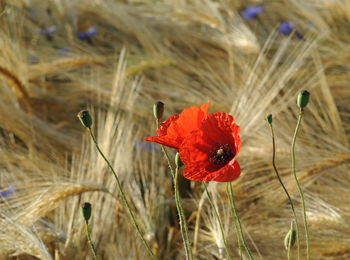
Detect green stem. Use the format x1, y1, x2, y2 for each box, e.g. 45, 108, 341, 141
154, 119, 191, 258
85, 221, 98, 260
291, 109, 311, 260
174, 166, 193, 260
269, 124, 300, 260
227, 182, 254, 260
87, 128, 157, 259
225, 184, 243, 260
203, 183, 232, 260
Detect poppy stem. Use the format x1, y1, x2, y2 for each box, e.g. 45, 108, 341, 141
267, 120, 300, 260
154, 119, 191, 258
174, 166, 193, 260
87, 127, 157, 259
227, 182, 254, 260
225, 184, 243, 260
84, 220, 98, 260
203, 183, 232, 260
291, 109, 311, 260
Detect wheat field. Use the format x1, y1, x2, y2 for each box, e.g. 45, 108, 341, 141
0, 0, 349, 259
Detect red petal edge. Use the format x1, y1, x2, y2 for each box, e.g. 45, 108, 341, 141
184, 160, 241, 182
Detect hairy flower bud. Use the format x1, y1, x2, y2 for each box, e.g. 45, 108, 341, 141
284, 220, 297, 250
77, 110, 92, 128
81, 202, 92, 223
266, 114, 273, 125
297, 90, 310, 109
175, 152, 184, 168
153, 101, 164, 120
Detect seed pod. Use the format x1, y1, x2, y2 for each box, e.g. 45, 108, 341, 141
297, 90, 310, 109
175, 152, 184, 168
284, 220, 297, 250
153, 101, 164, 120
81, 202, 92, 223
77, 110, 92, 128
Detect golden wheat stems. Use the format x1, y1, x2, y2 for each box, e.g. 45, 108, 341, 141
227, 182, 254, 260
203, 183, 232, 259
291, 109, 311, 260
266, 114, 300, 260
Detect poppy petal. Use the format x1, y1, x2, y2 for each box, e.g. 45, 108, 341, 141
145, 101, 211, 149
179, 129, 210, 165
180, 112, 240, 165
144, 136, 180, 149
184, 160, 241, 182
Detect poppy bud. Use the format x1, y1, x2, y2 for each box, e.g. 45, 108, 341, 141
175, 152, 184, 168
266, 114, 273, 125
297, 90, 310, 109
77, 110, 92, 128
153, 101, 164, 120
81, 202, 92, 223
284, 220, 297, 250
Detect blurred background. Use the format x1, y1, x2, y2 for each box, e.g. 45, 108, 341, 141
0, 0, 349, 259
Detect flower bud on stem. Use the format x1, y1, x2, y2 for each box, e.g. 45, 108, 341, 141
78, 110, 93, 128
78, 113, 157, 259
175, 152, 184, 168
292, 91, 311, 260
266, 114, 300, 260
285, 220, 297, 256
150, 102, 192, 259
297, 90, 310, 110
153, 101, 164, 121
81, 202, 92, 223
81, 202, 98, 260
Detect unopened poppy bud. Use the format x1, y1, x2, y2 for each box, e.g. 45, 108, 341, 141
175, 152, 184, 168
153, 101, 164, 120
284, 220, 297, 250
297, 90, 310, 109
266, 114, 273, 125
77, 110, 92, 128
81, 202, 92, 223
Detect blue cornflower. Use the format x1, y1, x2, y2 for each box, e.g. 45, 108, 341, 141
278, 21, 305, 40
0, 185, 16, 198
78, 26, 97, 41
241, 5, 264, 20
278, 21, 295, 35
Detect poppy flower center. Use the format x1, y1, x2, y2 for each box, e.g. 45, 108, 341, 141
209, 144, 235, 165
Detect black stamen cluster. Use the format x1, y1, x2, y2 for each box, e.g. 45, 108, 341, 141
209, 144, 234, 165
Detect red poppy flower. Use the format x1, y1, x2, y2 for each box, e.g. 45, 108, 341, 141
145, 102, 241, 182
144, 101, 211, 149
179, 112, 241, 182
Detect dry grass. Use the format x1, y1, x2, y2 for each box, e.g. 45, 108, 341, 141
0, 0, 349, 259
